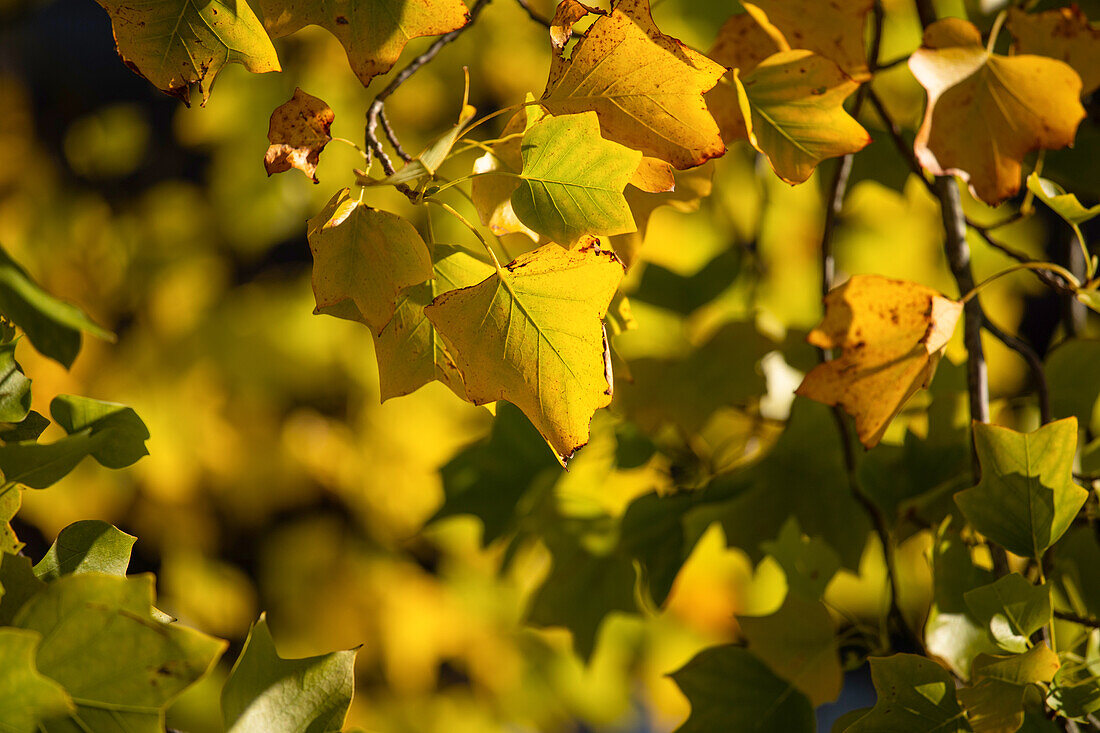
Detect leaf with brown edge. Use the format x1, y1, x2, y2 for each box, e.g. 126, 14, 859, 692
742, 0, 873, 82
424, 241, 624, 465
541, 0, 726, 170
795, 275, 963, 449
264, 88, 334, 184
373, 245, 494, 402
731, 50, 871, 184
94, 0, 279, 106
909, 18, 1086, 206
256, 0, 469, 87
308, 189, 433, 335
1009, 7, 1100, 96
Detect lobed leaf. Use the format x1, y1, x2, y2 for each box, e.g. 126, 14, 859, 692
742, 0, 873, 81
264, 88, 335, 184
33, 520, 135, 582
846, 654, 971, 732
0, 628, 73, 732
963, 574, 1051, 654
1008, 7, 1100, 95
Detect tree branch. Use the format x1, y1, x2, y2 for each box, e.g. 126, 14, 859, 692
1054, 610, 1100, 629
981, 313, 1051, 424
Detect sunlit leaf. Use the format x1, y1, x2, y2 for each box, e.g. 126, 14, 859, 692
471, 110, 538, 240
1008, 7, 1100, 95
671, 645, 815, 733
705, 13, 785, 143
0, 487, 19, 554
847, 654, 970, 732
256, 0, 468, 86
963, 574, 1051, 654
0, 628, 73, 732
93, 0, 279, 106
1026, 173, 1100, 226
308, 189, 433, 335
0, 341, 30, 423
222, 614, 356, 733
512, 112, 641, 244
424, 241, 624, 464
264, 88, 335, 184
541, 0, 726, 169
955, 419, 1087, 559
958, 645, 1059, 733
609, 163, 714, 268
33, 520, 135, 582
742, 0, 873, 81
796, 275, 962, 449
909, 18, 1086, 205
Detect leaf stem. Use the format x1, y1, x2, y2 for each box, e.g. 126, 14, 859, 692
423, 199, 504, 272
330, 137, 368, 159
986, 10, 1008, 53
960, 261, 1082, 304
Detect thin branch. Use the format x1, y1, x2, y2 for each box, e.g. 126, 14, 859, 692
981, 313, 1052, 424
864, 87, 935, 195
514, 0, 551, 27
365, 0, 493, 176
379, 108, 412, 163
1054, 610, 1100, 629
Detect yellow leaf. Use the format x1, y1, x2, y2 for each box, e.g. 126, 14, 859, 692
704, 13, 787, 143
732, 50, 871, 184
308, 189, 433, 335
424, 242, 624, 464
631, 158, 676, 194
264, 88, 334, 184
471, 111, 538, 241
609, 164, 714, 268
909, 18, 1086, 206
541, 0, 726, 170
256, 0, 469, 86
1008, 7, 1100, 96
374, 246, 495, 402
743, 0, 873, 82
795, 275, 963, 448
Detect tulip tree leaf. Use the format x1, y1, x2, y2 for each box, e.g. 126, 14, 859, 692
256, 0, 468, 87
0, 342, 30, 423
222, 614, 356, 733
847, 654, 971, 733
0, 245, 113, 369
1026, 173, 1100, 226
704, 13, 785, 144
0, 411, 49, 444
13, 574, 226, 732
424, 242, 624, 464
0, 553, 45, 625
541, 0, 726, 170
0, 487, 20, 554
0, 628, 73, 733
954, 419, 1087, 559
33, 520, 136, 582
742, 0, 873, 81
93, 0, 279, 106
471, 110, 538, 240
671, 645, 815, 733
796, 275, 963, 449
1008, 7, 1100, 95
963, 574, 1052, 654
374, 245, 494, 402
511, 112, 641, 244
264, 88, 335, 184
308, 188, 433, 335
760, 517, 841, 601
909, 18, 1086, 205
958, 645, 1060, 733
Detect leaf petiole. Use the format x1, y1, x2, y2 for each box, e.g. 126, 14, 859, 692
423, 198, 504, 272
959, 261, 1082, 304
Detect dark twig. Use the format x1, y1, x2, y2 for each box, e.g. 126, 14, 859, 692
1054, 610, 1100, 628
514, 0, 551, 27
365, 0, 493, 176
981, 313, 1052, 424
379, 108, 413, 163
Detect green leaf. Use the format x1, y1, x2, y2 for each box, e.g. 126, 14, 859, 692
0, 341, 31, 423
1046, 340, 1100, 425
33, 520, 135, 582
0, 245, 112, 369
760, 517, 841, 601
671, 645, 815, 733
0, 628, 73, 732
1051, 656, 1100, 718
13, 574, 226, 732
955, 419, 1088, 559
221, 614, 356, 733
0, 552, 45, 625
1027, 173, 1100, 225
0, 411, 49, 443
0, 396, 149, 489
847, 654, 971, 733
430, 402, 559, 545
511, 111, 641, 244
94, 0, 279, 106
963, 574, 1051, 653
958, 645, 1060, 733
0, 486, 20, 554
739, 595, 841, 706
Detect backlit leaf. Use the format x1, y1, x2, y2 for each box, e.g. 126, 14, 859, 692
511, 111, 641, 244
705, 13, 785, 143
94, 0, 279, 106
958, 645, 1059, 733
308, 189, 433, 335
963, 574, 1051, 653
541, 0, 726, 170
909, 18, 1086, 205
796, 275, 963, 449
1008, 7, 1100, 95
256, 0, 468, 87
608, 164, 714, 268
0, 341, 31, 423
471, 110, 538, 240
1026, 172, 1100, 226
847, 654, 971, 733
424, 242, 624, 464
742, 0, 873, 81
0, 487, 20, 554
33, 520, 135, 582
264, 88, 335, 184
0, 628, 73, 732
671, 645, 815, 733
222, 614, 356, 733
955, 419, 1087, 559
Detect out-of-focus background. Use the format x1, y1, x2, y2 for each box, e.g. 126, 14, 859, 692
0, 0, 1097, 730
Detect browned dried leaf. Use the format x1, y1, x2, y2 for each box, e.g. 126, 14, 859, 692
264, 88, 335, 183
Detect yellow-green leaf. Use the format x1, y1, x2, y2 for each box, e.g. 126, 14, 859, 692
308, 190, 433, 335
94, 0, 279, 106
374, 246, 494, 402
264, 88, 334, 184
705, 13, 786, 143
1026, 172, 1100, 226
511, 112, 641, 244
257, 0, 468, 87
0, 628, 73, 732
742, 0, 873, 81
1008, 7, 1100, 95
796, 275, 963, 448
732, 50, 871, 184
541, 0, 726, 169
909, 18, 1086, 205
424, 242, 624, 464
959, 645, 1060, 733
